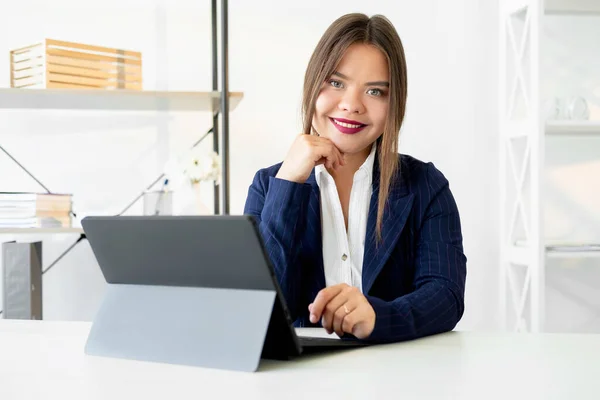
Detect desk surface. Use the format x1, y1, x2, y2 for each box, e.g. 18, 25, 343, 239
0, 321, 598, 400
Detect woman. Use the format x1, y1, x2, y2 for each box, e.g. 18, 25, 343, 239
244, 13, 467, 343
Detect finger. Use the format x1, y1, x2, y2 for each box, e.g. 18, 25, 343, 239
323, 141, 344, 169
312, 139, 340, 158
327, 145, 344, 170
342, 305, 374, 339
321, 287, 354, 334
325, 141, 344, 167
330, 145, 344, 168
331, 158, 339, 170
307, 138, 344, 171
341, 308, 360, 337
315, 155, 339, 170
312, 148, 337, 170
333, 300, 355, 337
312, 142, 339, 168
331, 144, 345, 167
309, 284, 346, 324
314, 138, 343, 165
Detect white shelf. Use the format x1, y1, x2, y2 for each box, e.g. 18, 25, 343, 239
511, 242, 600, 261
546, 121, 600, 135
0, 89, 243, 112
547, 249, 600, 258
0, 227, 84, 234
545, 0, 600, 15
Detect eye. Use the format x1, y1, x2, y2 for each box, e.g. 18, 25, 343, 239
367, 88, 384, 97
329, 79, 344, 89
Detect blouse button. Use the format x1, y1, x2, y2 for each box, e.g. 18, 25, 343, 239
341, 254, 348, 261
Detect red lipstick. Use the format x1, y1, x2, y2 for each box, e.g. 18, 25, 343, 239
329, 117, 367, 135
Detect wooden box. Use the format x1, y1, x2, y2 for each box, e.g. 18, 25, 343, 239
10, 39, 142, 90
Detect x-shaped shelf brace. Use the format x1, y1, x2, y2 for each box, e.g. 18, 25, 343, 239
502, 4, 538, 332
0, 125, 216, 313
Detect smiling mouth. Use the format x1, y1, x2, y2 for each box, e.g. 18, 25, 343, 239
331, 118, 366, 128
329, 117, 367, 134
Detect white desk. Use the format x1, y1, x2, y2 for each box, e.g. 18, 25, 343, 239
0, 321, 598, 400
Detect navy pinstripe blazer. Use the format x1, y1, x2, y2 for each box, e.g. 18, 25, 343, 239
244, 153, 467, 343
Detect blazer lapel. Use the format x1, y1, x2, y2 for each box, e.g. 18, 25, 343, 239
362, 163, 415, 294
303, 171, 326, 290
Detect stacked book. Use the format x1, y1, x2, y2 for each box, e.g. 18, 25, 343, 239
0, 192, 73, 228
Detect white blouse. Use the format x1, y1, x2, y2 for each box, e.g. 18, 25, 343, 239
314, 144, 376, 292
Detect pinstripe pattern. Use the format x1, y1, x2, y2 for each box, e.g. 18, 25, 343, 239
244, 154, 467, 343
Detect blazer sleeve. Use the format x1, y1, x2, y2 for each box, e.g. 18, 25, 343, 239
364, 163, 467, 343
244, 169, 313, 320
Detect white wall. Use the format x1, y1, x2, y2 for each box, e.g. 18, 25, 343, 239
0, 0, 502, 331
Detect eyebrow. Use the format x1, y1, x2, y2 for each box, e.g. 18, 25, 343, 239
332, 71, 390, 87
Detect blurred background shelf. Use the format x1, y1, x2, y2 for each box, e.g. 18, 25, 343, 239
0, 227, 84, 234
511, 242, 600, 263
546, 249, 600, 258
546, 121, 600, 135
545, 0, 600, 15
0, 88, 243, 112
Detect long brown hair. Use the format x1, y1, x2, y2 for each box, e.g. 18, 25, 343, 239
302, 13, 408, 240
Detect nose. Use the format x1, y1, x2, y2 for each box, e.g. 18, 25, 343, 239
337, 87, 365, 114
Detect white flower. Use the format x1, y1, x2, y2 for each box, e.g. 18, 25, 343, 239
163, 147, 222, 190
184, 150, 221, 185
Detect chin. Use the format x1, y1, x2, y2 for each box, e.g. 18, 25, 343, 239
326, 136, 368, 155
324, 130, 374, 154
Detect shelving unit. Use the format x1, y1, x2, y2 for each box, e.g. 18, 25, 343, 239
0, 0, 239, 218
0, 1, 239, 318
499, 0, 600, 332
0, 88, 243, 112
